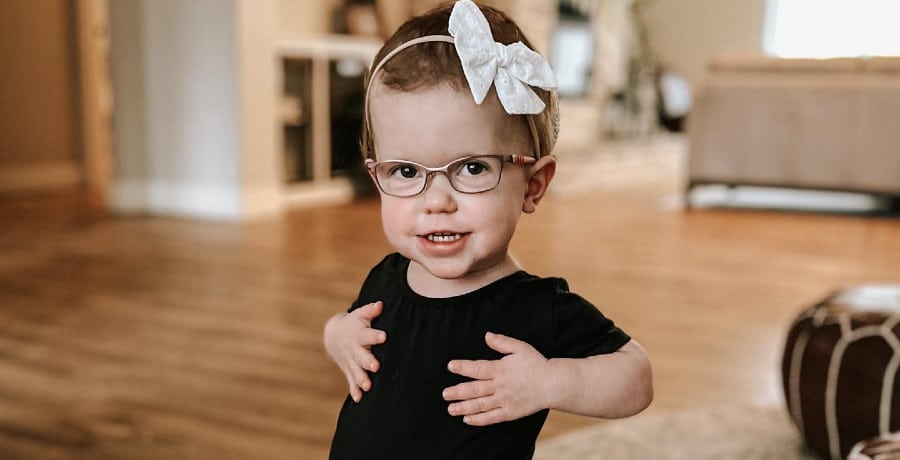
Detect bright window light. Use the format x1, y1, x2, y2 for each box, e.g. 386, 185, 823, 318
765, 0, 900, 58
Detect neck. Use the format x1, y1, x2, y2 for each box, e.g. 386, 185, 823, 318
406, 254, 522, 298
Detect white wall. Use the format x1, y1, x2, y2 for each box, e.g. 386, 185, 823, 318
144, 0, 241, 186
639, 0, 768, 90
109, 0, 281, 220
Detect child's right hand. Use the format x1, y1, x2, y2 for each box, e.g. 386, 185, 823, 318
323, 301, 386, 403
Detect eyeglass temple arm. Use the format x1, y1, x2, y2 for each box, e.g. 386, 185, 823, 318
508, 154, 536, 165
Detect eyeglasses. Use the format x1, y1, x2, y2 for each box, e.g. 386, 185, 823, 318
365, 154, 535, 198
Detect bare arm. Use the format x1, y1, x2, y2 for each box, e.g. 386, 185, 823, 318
543, 340, 653, 418
443, 333, 652, 426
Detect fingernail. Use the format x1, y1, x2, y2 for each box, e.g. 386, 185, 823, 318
447, 404, 456, 415
463, 416, 471, 424
447, 361, 456, 371
442, 388, 449, 399
486, 332, 495, 338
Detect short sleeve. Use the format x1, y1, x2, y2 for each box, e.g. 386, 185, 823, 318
549, 280, 631, 358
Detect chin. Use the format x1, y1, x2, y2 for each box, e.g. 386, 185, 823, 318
413, 258, 474, 280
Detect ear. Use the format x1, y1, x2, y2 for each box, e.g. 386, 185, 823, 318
522, 156, 556, 214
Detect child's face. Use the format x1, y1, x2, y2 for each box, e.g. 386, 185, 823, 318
369, 83, 533, 281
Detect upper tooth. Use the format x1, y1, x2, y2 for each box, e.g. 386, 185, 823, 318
428, 233, 460, 242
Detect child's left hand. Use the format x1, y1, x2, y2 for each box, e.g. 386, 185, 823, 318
442, 332, 552, 426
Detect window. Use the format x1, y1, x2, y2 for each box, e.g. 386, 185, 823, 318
764, 0, 900, 58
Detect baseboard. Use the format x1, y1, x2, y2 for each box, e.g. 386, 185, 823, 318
0, 161, 81, 192
111, 179, 242, 220
111, 180, 285, 220
242, 183, 283, 219
109, 179, 148, 213
283, 178, 355, 209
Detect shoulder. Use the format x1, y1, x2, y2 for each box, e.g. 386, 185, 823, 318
506, 272, 582, 308
491, 272, 558, 306
349, 253, 408, 311
507, 272, 632, 357
364, 252, 408, 280
488, 273, 594, 325
519, 274, 611, 323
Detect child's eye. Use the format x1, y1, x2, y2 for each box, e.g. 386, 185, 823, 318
388, 164, 420, 179
460, 160, 490, 176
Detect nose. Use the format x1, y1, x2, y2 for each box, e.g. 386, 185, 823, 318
422, 172, 458, 214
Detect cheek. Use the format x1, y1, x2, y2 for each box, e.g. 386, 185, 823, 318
468, 191, 524, 231
380, 198, 409, 236
496, 175, 529, 209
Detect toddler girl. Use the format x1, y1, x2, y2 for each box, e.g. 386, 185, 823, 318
324, 1, 652, 458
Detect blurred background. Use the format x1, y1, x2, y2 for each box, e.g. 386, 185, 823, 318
1, 1, 898, 459
4, 0, 900, 215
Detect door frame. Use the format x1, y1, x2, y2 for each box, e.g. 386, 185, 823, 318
75, 0, 113, 200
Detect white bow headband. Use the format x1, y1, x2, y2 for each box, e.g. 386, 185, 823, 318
366, 0, 558, 116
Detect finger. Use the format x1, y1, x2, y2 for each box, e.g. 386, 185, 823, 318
484, 331, 529, 355
463, 408, 508, 426
347, 361, 372, 393
344, 372, 362, 403
447, 359, 495, 380
447, 395, 498, 417
442, 380, 493, 401
354, 301, 384, 324
349, 382, 362, 403
353, 347, 381, 373
359, 328, 387, 347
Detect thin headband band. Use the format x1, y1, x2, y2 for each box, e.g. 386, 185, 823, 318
364, 35, 544, 159
366, 35, 454, 91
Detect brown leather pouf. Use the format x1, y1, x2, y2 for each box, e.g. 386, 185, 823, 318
782, 285, 900, 460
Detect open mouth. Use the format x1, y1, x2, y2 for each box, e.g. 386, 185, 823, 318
422, 232, 466, 243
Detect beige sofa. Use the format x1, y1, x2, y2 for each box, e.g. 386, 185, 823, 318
687, 55, 900, 197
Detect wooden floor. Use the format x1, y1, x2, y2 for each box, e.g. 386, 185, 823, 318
1, 168, 898, 459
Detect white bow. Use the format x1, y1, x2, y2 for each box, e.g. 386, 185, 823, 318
448, 0, 557, 115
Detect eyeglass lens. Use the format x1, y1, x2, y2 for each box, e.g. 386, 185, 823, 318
373, 156, 503, 197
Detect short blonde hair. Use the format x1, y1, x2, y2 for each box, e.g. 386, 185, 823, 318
362, 2, 559, 160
